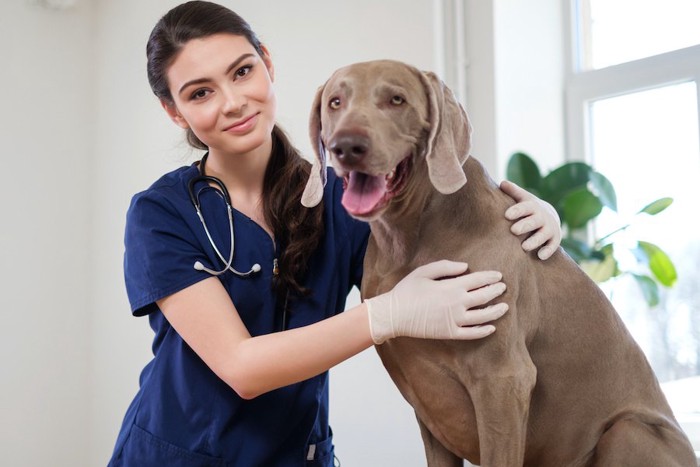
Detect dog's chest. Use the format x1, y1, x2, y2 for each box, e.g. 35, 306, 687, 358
360, 259, 407, 299
360, 237, 452, 298
361, 228, 494, 300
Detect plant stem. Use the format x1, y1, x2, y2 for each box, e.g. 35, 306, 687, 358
595, 222, 631, 247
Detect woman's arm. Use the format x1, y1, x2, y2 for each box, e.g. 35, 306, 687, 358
158, 261, 507, 400
158, 276, 371, 400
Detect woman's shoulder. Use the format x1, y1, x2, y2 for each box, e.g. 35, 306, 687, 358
141, 163, 198, 194
125, 164, 200, 229
130, 164, 198, 206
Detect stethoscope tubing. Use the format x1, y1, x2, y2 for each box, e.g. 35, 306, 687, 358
189, 153, 288, 331
189, 153, 261, 277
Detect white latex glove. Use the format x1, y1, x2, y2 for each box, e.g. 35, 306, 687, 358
365, 260, 508, 344
500, 180, 562, 260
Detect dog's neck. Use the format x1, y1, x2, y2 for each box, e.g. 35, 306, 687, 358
368, 158, 498, 269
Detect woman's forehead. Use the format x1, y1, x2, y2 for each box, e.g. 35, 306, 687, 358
167, 33, 259, 85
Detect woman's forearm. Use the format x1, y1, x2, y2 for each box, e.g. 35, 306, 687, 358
229, 303, 373, 399
158, 277, 374, 400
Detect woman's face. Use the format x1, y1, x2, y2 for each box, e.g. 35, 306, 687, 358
163, 33, 277, 159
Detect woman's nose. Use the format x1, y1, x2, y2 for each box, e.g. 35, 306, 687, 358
221, 87, 246, 114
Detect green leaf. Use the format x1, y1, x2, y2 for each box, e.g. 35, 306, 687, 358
507, 152, 542, 193
631, 274, 660, 307
590, 171, 617, 211
561, 238, 593, 263
580, 253, 618, 283
562, 188, 603, 229
503, 152, 676, 298
639, 197, 673, 215
598, 243, 617, 265
542, 162, 593, 207
635, 241, 678, 287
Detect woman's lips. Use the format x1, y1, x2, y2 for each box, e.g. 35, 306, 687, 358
224, 113, 259, 134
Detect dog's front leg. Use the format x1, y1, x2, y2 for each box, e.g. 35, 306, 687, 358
468, 338, 537, 467
416, 416, 464, 467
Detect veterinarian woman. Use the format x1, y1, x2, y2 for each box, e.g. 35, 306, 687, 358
108, 2, 562, 466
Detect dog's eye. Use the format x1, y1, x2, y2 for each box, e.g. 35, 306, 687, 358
391, 95, 405, 105
329, 98, 341, 110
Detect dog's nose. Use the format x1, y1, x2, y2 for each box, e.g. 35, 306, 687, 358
329, 134, 369, 163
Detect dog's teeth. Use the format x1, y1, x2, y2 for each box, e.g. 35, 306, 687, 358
387, 170, 396, 180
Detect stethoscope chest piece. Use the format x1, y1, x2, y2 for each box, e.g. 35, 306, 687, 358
188, 153, 261, 278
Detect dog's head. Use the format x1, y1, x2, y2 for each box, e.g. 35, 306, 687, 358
301, 60, 472, 221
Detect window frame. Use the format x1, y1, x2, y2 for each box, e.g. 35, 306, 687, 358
565, 0, 700, 454
565, 1, 700, 164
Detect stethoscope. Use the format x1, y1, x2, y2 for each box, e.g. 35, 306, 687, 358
188, 153, 262, 277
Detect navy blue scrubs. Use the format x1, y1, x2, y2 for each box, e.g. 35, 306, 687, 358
108, 164, 369, 467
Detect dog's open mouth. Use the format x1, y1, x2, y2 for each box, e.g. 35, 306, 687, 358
341, 156, 411, 217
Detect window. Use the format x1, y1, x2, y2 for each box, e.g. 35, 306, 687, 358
578, 0, 700, 70
568, 0, 700, 452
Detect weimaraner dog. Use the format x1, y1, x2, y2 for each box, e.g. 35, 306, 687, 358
301, 60, 696, 466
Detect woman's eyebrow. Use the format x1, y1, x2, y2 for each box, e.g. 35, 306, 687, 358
177, 53, 256, 96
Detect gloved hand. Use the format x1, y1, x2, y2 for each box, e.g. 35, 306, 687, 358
365, 260, 508, 344
500, 180, 562, 260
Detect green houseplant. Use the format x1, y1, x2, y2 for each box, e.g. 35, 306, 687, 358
506, 152, 677, 307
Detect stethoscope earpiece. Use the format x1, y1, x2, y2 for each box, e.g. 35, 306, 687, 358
189, 153, 263, 279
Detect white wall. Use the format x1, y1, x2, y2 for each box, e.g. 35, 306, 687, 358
458, 0, 565, 177
0, 1, 94, 466
493, 0, 565, 174
1, 1, 565, 466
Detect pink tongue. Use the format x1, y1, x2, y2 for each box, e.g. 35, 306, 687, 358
341, 171, 387, 215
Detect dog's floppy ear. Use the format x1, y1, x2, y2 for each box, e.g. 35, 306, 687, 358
301, 83, 328, 208
419, 71, 472, 194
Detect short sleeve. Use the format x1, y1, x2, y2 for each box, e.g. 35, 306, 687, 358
124, 190, 208, 316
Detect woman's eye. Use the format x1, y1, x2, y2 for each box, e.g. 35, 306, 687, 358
191, 89, 209, 100
329, 97, 341, 109
235, 65, 252, 78
391, 95, 405, 105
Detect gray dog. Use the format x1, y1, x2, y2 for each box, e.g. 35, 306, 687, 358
302, 60, 696, 466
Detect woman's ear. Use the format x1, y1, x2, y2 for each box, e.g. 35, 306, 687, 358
260, 45, 275, 82
160, 99, 189, 129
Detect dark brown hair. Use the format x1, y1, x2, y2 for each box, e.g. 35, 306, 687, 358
147, 1, 324, 297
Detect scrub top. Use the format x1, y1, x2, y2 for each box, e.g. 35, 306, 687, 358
108, 163, 369, 467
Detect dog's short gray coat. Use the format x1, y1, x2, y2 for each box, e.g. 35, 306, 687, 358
303, 60, 696, 467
